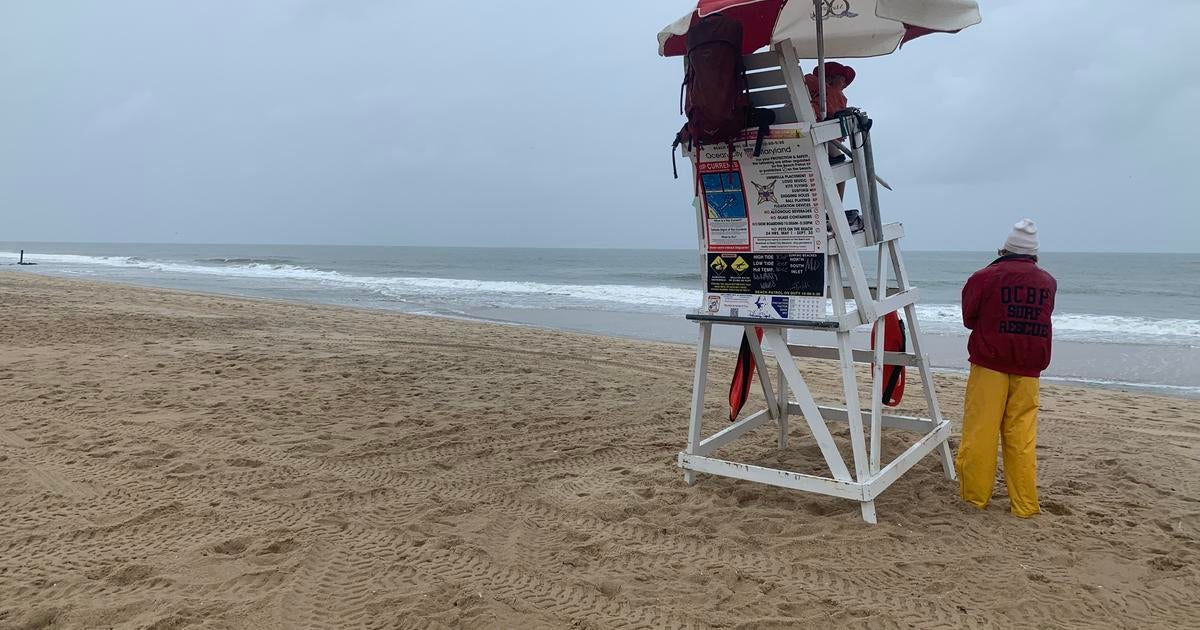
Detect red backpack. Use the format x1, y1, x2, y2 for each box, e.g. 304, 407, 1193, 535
682, 14, 749, 146
672, 14, 773, 178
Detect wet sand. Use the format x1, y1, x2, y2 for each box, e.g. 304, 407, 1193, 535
467, 307, 1200, 398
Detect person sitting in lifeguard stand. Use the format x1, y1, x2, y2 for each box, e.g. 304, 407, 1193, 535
956, 219, 1057, 518
805, 61, 855, 197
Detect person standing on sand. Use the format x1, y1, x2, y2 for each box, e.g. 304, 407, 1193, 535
956, 219, 1057, 518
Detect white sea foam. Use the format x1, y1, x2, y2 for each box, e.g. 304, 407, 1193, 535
933, 367, 1200, 398
0, 251, 699, 309
852, 300, 1200, 345
4, 250, 1197, 346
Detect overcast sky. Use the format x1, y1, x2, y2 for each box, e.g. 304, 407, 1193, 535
1, 1, 1197, 252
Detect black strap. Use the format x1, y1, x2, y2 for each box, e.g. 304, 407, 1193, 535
752, 108, 775, 157
680, 59, 692, 115
834, 107, 872, 150
740, 60, 751, 154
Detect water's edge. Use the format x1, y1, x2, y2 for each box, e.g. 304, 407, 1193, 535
5, 269, 1195, 400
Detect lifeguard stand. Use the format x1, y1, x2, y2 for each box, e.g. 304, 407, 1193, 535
679, 41, 955, 524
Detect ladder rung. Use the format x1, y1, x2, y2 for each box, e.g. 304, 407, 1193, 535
685, 314, 843, 330
786, 343, 922, 367
831, 284, 900, 299
827, 222, 905, 255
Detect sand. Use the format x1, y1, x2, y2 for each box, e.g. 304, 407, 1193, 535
0, 271, 1197, 629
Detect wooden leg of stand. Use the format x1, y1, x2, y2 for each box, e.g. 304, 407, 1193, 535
684, 324, 712, 486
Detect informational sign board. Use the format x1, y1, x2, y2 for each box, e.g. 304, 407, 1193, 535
692, 129, 827, 321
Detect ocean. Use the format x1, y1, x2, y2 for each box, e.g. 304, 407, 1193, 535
3, 243, 1198, 397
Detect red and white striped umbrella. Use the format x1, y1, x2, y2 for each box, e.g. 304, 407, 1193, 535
658, 0, 980, 58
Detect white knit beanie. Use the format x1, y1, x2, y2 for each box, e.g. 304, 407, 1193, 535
1003, 219, 1039, 256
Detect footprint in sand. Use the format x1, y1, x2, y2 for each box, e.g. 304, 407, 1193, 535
210, 537, 251, 556
1041, 500, 1073, 516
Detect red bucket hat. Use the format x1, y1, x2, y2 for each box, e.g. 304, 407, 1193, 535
815, 61, 856, 86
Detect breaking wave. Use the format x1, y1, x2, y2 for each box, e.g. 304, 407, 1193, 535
4, 250, 1197, 347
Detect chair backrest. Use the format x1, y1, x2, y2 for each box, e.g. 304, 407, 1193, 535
742, 49, 814, 125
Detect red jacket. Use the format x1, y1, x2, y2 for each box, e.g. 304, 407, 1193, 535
962, 256, 1057, 377
804, 73, 847, 120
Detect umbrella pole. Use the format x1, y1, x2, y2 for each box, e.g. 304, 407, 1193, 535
814, 0, 826, 120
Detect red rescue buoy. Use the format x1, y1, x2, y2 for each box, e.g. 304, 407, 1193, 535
728, 327, 764, 421
870, 312, 907, 406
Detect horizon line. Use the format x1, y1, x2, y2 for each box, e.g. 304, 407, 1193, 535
1, 240, 1197, 256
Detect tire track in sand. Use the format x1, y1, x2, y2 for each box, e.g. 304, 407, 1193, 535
2, 406, 999, 629
0, 438, 715, 630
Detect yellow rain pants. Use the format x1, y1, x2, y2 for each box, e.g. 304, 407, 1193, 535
955, 364, 1041, 517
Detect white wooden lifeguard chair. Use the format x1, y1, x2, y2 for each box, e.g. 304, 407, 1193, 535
679, 40, 956, 524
